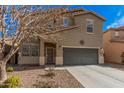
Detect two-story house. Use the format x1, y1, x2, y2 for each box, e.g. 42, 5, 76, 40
11, 9, 105, 66
103, 26, 124, 64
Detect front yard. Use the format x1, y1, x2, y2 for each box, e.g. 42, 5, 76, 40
7, 65, 83, 88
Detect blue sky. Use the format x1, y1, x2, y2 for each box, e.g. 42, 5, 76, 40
71, 5, 124, 31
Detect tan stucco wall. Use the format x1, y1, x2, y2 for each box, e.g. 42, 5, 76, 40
103, 30, 124, 63
111, 30, 124, 39
103, 31, 111, 62
39, 39, 45, 65
56, 44, 63, 65
110, 43, 124, 63
18, 56, 39, 65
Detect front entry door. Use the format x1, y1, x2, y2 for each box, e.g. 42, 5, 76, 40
46, 47, 55, 65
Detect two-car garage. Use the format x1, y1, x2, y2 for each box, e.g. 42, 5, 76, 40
63, 48, 98, 65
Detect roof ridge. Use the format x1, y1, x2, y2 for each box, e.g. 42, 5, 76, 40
61, 8, 86, 14
109, 26, 124, 31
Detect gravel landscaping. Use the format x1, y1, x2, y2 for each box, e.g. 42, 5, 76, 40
8, 65, 83, 88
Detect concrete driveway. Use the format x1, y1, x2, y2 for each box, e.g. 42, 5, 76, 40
65, 65, 124, 88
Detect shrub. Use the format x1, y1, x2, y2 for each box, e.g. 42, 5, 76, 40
0, 84, 8, 88
45, 67, 55, 78
45, 71, 55, 77
6, 66, 14, 72
4, 76, 21, 88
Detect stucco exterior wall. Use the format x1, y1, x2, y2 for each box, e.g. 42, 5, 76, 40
18, 56, 39, 65
103, 30, 124, 63
110, 43, 124, 63
56, 44, 63, 65
103, 31, 111, 62
111, 30, 124, 39
39, 39, 45, 65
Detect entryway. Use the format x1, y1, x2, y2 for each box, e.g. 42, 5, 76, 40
44, 43, 56, 65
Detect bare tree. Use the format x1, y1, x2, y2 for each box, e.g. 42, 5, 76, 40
0, 5, 70, 82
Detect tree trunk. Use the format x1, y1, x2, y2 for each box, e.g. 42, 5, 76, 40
0, 63, 7, 83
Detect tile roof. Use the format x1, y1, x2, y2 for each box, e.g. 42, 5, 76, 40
61, 9, 85, 14
104, 26, 124, 43
110, 26, 124, 31
62, 9, 106, 21
104, 26, 124, 34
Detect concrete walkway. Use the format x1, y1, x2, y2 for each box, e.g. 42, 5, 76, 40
65, 65, 124, 88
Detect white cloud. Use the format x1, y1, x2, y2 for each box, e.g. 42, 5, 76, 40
107, 16, 124, 29
117, 7, 122, 17
117, 11, 121, 16
107, 6, 124, 29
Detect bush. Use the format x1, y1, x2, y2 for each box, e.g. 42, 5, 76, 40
45, 67, 55, 78
4, 76, 21, 88
45, 71, 55, 77
0, 84, 8, 88
6, 66, 14, 72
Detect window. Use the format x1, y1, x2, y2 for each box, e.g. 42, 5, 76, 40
87, 19, 94, 33
115, 32, 119, 37
47, 24, 53, 31
31, 45, 39, 56
22, 45, 30, 56
63, 17, 69, 27
21, 44, 39, 56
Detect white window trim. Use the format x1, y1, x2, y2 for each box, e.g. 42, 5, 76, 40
86, 19, 94, 34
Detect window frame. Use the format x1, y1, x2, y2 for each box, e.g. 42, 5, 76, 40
21, 43, 39, 57
21, 44, 30, 56
30, 44, 39, 56
63, 17, 69, 27
114, 31, 119, 37
86, 19, 94, 34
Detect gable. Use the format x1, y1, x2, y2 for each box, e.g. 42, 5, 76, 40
74, 11, 105, 22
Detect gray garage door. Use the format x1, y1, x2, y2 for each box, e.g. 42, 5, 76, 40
63, 48, 98, 65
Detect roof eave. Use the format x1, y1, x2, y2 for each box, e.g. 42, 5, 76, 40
74, 11, 106, 21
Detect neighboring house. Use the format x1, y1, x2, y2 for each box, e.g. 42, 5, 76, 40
103, 26, 124, 64
10, 9, 105, 66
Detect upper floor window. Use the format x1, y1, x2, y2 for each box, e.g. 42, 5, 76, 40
63, 16, 75, 27
48, 24, 53, 31
114, 32, 119, 37
86, 19, 94, 33
63, 17, 69, 27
